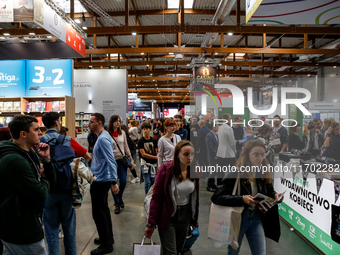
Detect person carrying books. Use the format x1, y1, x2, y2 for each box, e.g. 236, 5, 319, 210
211, 139, 284, 255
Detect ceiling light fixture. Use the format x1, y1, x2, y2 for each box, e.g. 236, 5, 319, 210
3, 33, 10, 36
132, 32, 137, 35
82, 27, 87, 30
29, 33, 35, 36
75, 19, 81, 24
334, 66, 337, 68
215, 53, 218, 55
141, 53, 144, 55
169, 52, 174, 55
47, 35, 53, 39
228, 32, 233, 36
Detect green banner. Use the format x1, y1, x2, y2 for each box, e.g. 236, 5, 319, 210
279, 202, 340, 254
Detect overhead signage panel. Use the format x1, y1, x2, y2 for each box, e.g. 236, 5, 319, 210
0, 60, 26, 97
66, 24, 86, 57
13, 0, 33, 22
26, 59, 72, 97
132, 102, 152, 111
246, 0, 264, 23
0, 0, 14, 22
247, 0, 340, 25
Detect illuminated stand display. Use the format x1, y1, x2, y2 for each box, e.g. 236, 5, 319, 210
0, 59, 76, 138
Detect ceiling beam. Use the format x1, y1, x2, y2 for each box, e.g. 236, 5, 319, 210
76, 60, 340, 68
86, 47, 340, 55
81, 25, 340, 35
72, 9, 245, 18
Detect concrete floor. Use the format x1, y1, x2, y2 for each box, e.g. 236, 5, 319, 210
56, 161, 320, 255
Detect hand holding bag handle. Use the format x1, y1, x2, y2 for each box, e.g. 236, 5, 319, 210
141, 236, 154, 246
109, 133, 132, 168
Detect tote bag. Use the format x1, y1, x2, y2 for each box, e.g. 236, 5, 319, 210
133, 236, 161, 255
207, 176, 244, 250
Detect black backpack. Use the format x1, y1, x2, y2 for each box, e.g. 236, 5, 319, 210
41, 135, 76, 192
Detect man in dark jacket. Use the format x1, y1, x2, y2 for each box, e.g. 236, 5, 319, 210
308, 117, 327, 156
206, 124, 219, 191
271, 115, 288, 154
174, 114, 188, 140
197, 120, 210, 167
189, 115, 200, 153
0, 115, 55, 255
323, 134, 340, 160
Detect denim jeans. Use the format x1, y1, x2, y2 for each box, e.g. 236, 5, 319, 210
44, 191, 77, 255
228, 209, 265, 255
111, 159, 127, 203
2, 239, 47, 255
141, 165, 155, 195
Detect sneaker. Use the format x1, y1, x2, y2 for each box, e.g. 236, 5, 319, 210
114, 204, 120, 214
119, 199, 125, 209
130, 177, 140, 184
206, 186, 217, 192
90, 245, 113, 255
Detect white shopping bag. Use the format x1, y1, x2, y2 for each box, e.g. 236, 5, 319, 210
143, 185, 154, 220
133, 236, 161, 255
207, 176, 244, 250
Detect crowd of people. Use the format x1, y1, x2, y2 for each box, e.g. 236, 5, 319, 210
0, 112, 338, 255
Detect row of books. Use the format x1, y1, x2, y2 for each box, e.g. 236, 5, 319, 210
75, 113, 91, 120
0, 116, 14, 126
0, 116, 65, 127
0, 101, 66, 112
25, 101, 65, 112
0, 102, 21, 112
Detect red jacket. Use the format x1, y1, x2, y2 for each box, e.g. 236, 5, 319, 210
148, 161, 199, 230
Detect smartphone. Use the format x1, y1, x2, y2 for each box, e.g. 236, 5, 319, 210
253, 197, 264, 201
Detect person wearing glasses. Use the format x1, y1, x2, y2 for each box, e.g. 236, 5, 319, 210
212, 139, 284, 255
174, 114, 188, 140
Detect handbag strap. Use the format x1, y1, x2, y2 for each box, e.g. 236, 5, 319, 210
232, 173, 240, 196
109, 133, 125, 156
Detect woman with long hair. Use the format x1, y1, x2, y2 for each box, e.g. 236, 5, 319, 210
145, 140, 199, 255
120, 124, 139, 184
157, 119, 181, 166
323, 122, 339, 149
288, 123, 305, 151
212, 139, 284, 255
108, 115, 134, 214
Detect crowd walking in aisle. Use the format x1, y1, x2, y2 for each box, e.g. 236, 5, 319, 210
3, 112, 340, 255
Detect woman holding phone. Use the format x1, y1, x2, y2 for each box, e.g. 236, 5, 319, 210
212, 139, 284, 255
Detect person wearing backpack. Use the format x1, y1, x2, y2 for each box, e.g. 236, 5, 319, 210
0, 115, 56, 255
41, 112, 89, 255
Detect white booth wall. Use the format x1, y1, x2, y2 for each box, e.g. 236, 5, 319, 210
74, 69, 128, 125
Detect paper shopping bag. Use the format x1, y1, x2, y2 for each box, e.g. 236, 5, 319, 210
133, 236, 161, 255
207, 176, 243, 250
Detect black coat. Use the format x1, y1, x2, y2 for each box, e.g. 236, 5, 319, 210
211, 173, 281, 242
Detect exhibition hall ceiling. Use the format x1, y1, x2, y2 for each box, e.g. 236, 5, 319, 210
1, 0, 340, 103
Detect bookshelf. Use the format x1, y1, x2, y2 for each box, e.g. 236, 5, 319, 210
75, 113, 91, 135
0, 96, 76, 139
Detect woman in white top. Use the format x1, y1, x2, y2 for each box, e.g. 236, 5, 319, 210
157, 119, 181, 166
108, 115, 134, 215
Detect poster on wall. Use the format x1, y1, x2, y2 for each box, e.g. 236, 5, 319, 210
0, 0, 14, 22
74, 69, 128, 124
0, 60, 25, 97
26, 59, 73, 97
14, 0, 33, 22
